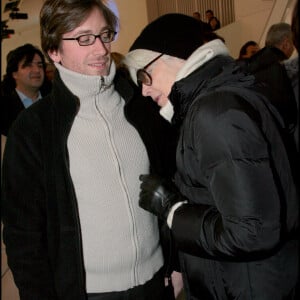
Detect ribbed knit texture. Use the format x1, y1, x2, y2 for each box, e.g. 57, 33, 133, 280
55, 62, 163, 292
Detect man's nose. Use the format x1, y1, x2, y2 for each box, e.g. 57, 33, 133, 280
31, 62, 43, 72
93, 37, 109, 55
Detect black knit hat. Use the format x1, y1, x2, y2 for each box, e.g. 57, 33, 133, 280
129, 13, 207, 59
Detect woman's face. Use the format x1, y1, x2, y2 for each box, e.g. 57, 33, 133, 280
140, 55, 185, 107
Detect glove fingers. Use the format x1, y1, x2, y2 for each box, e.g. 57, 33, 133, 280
140, 174, 157, 191
139, 174, 150, 181
139, 190, 151, 209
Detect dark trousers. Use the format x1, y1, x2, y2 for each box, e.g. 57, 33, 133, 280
87, 267, 170, 300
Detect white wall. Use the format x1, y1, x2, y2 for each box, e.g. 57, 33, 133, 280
218, 0, 295, 58
1, 26, 41, 77
112, 0, 148, 54
217, 0, 275, 58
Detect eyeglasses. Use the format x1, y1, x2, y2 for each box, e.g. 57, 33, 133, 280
136, 53, 164, 86
62, 30, 117, 46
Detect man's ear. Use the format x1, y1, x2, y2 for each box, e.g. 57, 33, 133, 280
281, 37, 294, 57
282, 37, 292, 51
12, 71, 18, 80
281, 37, 288, 48
48, 49, 61, 63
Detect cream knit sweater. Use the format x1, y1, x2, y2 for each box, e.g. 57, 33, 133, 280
55, 62, 163, 293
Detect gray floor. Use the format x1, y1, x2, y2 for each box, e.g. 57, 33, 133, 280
2, 223, 20, 300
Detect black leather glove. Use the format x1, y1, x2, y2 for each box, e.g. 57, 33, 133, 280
139, 174, 185, 220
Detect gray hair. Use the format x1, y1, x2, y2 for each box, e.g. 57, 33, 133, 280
265, 22, 292, 47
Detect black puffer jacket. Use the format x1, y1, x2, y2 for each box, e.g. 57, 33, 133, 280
169, 56, 299, 300
244, 46, 297, 132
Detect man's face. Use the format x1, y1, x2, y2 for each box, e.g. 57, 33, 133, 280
48, 8, 112, 76
282, 37, 295, 59
206, 12, 213, 21
12, 53, 45, 91
193, 13, 200, 20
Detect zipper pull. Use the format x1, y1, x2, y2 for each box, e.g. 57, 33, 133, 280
100, 76, 108, 92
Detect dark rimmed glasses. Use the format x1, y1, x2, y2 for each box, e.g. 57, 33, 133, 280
62, 30, 117, 46
136, 53, 164, 86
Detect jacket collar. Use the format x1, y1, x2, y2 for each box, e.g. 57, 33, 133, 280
160, 40, 230, 122
169, 55, 235, 125
248, 46, 288, 72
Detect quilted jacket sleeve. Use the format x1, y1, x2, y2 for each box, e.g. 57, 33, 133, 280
172, 92, 284, 260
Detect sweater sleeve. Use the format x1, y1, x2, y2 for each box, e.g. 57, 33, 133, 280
2, 111, 58, 299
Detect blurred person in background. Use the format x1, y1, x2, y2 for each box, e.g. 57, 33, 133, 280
241, 22, 297, 139
238, 40, 260, 59
265, 22, 295, 59
0, 43, 51, 138
284, 0, 299, 152
192, 11, 211, 32
205, 9, 220, 31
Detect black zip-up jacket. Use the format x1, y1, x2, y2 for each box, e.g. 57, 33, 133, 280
169, 56, 299, 299
0, 84, 52, 136
244, 46, 297, 132
1, 70, 177, 300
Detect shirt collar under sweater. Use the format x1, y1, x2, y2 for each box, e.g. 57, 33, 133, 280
54, 61, 120, 116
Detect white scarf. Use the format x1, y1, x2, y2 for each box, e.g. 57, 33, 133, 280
161, 39, 230, 122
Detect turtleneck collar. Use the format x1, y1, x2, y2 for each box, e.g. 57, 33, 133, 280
54, 61, 116, 99
54, 61, 122, 117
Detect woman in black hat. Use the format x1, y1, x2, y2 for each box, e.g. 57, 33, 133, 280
124, 13, 299, 300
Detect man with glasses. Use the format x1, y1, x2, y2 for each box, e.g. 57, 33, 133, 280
1, 1, 177, 299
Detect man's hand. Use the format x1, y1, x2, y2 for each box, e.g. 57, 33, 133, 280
139, 174, 185, 220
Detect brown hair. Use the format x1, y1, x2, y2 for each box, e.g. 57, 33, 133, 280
2, 43, 46, 95
40, 0, 118, 61
238, 40, 259, 59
